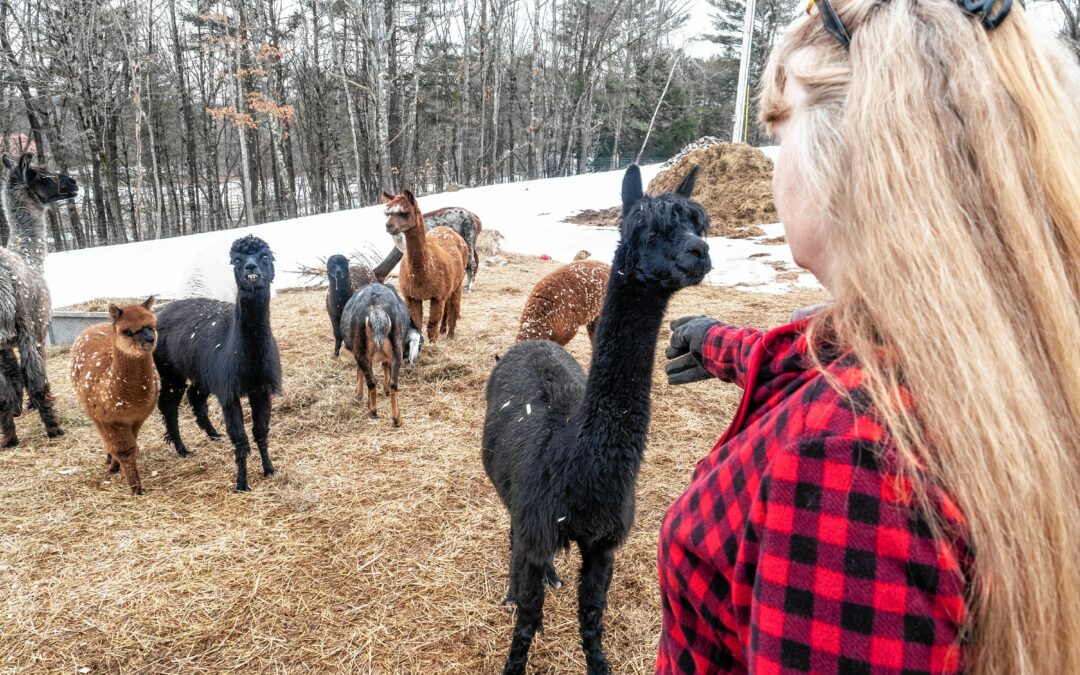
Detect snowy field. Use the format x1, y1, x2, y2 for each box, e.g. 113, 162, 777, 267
44, 159, 817, 309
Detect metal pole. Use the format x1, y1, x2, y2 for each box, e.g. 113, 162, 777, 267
731, 0, 756, 143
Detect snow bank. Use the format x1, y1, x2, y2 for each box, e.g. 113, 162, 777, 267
44, 154, 816, 309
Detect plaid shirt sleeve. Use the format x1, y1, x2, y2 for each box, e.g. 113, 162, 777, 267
700, 323, 764, 388
746, 438, 967, 674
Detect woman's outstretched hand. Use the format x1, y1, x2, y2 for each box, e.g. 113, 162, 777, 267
665, 316, 721, 385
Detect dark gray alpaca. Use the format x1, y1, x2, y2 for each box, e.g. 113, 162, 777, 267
0, 153, 77, 446
373, 206, 482, 292
340, 283, 412, 427
482, 165, 710, 675
153, 236, 282, 492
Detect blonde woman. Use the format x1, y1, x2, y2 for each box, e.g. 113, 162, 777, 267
657, 0, 1080, 672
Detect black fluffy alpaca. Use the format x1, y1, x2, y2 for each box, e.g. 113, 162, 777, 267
326, 254, 355, 358
482, 165, 710, 675
153, 235, 282, 492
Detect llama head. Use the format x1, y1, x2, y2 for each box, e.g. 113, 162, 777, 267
230, 235, 275, 293
614, 164, 711, 290
2, 152, 78, 205
382, 190, 421, 235
326, 254, 351, 290
109, 296, 157, 355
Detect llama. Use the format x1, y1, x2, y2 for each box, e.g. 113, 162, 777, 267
70, 297, 158, 495
482, 164, 710, 675
326, 254, 376, 357
374, 205, 481, 291
0, 152, 77, 445
153, 236, 282, 492
383, 190, 469, 344
340, 283, 410, 427
516, 260, 610, 347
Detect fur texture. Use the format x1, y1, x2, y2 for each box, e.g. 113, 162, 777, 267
516, 260, 610, 347
482, 165, 710, 675
383, 190, 469, 343
0, 152, 77, 446
153, 236, 282, 492
70, 297, 159, 494
374, 206, 481, 291
341, 283, 411, 427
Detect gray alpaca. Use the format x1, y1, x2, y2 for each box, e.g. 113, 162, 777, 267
0, 152, 77, 445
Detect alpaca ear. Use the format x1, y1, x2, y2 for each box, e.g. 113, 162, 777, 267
676, 165, 699, 198
18, 153, 34, 173
621, 164, 643, 217
108, 304, 123, 322
1, 154, 12, 171
402, 189, 417, 206
142, 295, 156, 310
381, 191, 395, 204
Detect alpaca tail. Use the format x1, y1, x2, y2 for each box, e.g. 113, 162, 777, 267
366, 309, 391, 349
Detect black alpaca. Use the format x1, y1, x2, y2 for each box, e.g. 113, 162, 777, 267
153, 236, 282, 492
482, 165, 710, 675
326, 254, 355, 358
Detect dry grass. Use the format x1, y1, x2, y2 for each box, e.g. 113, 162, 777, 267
0, 255, 826, 674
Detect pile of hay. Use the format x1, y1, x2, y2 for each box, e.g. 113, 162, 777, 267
647, 140, 777, 238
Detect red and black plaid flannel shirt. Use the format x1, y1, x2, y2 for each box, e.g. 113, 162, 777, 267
656, 320, 970, 674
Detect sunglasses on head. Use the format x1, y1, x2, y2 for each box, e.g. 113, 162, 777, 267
805, 0, 1012, 51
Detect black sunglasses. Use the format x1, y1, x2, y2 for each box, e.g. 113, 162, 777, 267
807, 0, 1012, 50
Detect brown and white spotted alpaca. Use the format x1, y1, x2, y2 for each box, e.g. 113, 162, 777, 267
383, 190, 469, 343
517, 260, 611, 346
70, 297, 159, 495
573, 250, 591, 261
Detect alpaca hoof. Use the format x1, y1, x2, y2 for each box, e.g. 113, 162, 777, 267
500, 592, 516, 610
586, 656, 612, 675
263, 465, 276, 478
177, 448, 193, 458
392, 418, 401, 428
369, 409, 378, 419
131, 485, 144, 496
208, 432, 224, 441
109, 463, 121, 474
46, 426, 64, 438
544, 570, 564, 590
1, 435, 18, 448
235, 483, 251, 493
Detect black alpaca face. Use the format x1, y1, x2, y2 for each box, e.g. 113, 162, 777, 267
230, 236, 275, 292
2, 152, 78, 204
382, 190, 420, 235
616, 165, 712, 289
327, 255, 350, 288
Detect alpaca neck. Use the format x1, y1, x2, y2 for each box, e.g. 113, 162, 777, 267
403, 214, 429, 276
1, 180, 47, 267
234, 288, 272, 359
574, 273, 671, 468
109, 343, 155, 394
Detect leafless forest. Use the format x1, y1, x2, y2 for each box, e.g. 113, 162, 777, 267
1, 0, 1075, 251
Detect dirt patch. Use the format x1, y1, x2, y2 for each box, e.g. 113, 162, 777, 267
562, 206, 621, 228
8, 258, 827, 673
647, 141, 777, 238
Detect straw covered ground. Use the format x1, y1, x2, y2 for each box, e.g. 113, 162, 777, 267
0, 254, 826, 674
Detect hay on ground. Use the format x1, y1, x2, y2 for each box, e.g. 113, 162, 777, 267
647, 141, 777, 238
2, 256, 827, 673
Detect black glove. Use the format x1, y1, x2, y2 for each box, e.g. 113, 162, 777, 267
664, 316, 722, 385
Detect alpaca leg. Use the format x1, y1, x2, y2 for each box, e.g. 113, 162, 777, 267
248, 389, 275, 478
407, 298, 424, 339
333, 335, 343, 358
105, 424, 143, 495
187, 386, 223, 440
221, 398, 253, 492
158, 376, 191, 457
578, 544, 616, 675
359, 361, 378, 416
586, 318, 599, 347
447, 285, 463, 338
502, 550, 546, 675
0, 350, 24, 416
545, 561, 564, 590
20, 339, 62, 437
389, 347, 402, 428
0, 370, 18, 448
426, 298, 446, 343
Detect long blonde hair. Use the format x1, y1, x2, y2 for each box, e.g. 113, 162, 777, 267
760, 2, 1080, 672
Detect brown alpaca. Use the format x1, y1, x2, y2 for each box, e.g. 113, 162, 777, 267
517, 260, 610, 346
70, 297, 159, 495
382, 190, 468, 343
